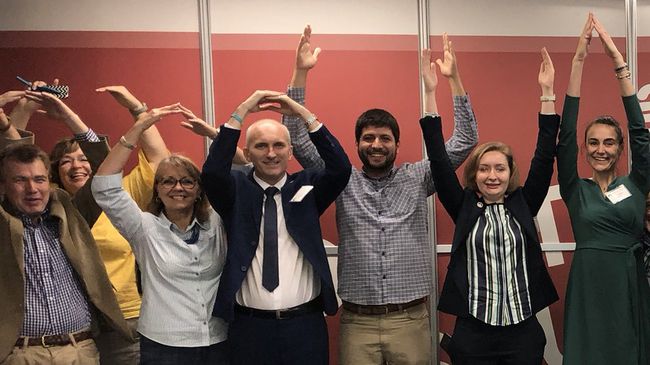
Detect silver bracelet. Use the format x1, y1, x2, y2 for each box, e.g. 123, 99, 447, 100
119, 135, 136, 150
129, 102, 148, 117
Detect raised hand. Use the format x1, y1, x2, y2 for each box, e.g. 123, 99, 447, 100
435, 33, 458, 79
538, 47, 555, 91
421, 49, 438, 93
96, 85, 144, 112
134, 103, 182, 131
25, 90, 77, 121
592, 15, 624, 64
178, 104, 218, 138
0, 91, 26, 107
574, 13, 594, 63
296, 25, 321, 71
259, 94, 309, 117
238, 90, 284, 115
0, 108, 8, 126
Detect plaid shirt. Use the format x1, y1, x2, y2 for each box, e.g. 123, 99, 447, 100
285, 88, 478, 304
20, 211, 91, 336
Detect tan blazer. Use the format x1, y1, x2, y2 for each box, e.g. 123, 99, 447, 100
0, 188, 132, 361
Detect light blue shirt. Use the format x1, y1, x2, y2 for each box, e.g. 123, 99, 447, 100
92, 173, 227, 347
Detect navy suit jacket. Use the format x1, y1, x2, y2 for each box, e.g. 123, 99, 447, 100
202, 124, 351, 322
421, 115, 559, 318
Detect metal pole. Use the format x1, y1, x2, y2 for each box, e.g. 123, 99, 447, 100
625, 0, 638, 172
417, 0, 437, 364
197, 0, 216, 157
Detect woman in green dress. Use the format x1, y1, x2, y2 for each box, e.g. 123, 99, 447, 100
559, 14, 650, 364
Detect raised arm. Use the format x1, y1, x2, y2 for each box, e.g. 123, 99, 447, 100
95, 104, 182, 176
593, 16, 634, 97
0, 91, 26, 140
567, 13, 593, 97
284, 25, 325, 170
24, 90, 91, 135
558, 15, 592, 200
177, 104, 249, 165
420, 115, 464, 221
264, 93, 351, 212
202, 90, 283, 216
8, 79, 50, 130
435, 34, 478, 170
96, 86, 170, 171
290, 25, 321, 89
593, 15, 650, 191
523, 48, 561, 215
421, 48, 438, 114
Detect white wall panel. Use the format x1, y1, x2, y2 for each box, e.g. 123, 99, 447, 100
210, 0, 417, 34
638, 0, 650, 35
429, 0, 625, 36
0, 0, 628, 36
0, 0, 198, 31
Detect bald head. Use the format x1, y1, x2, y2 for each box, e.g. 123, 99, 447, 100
244, 119, 293, 185
245, 119, 291, 147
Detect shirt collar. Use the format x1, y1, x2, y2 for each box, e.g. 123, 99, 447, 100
2, 198, 52, 225
158, 212, 207, 233
361, 165, 396, 182
253, 173, 287, 191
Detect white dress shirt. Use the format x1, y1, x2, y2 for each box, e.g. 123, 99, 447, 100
235, 173, 320, 310
92, 173, 227, 347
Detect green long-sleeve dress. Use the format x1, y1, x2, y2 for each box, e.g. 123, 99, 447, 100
558, 95, 650, 364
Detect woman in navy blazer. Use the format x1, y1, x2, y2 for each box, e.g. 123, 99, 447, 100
422, 49, 559, 364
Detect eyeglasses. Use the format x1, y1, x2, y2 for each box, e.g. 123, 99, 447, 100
159, 177, 197, 190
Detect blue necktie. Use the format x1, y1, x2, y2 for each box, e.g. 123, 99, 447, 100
262, 187, 279, 292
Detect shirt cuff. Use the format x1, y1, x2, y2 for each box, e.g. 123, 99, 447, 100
74, 128, 100, 143
287, 87, 305, 100
453, 94, 471, 106
92, 172, 124, 191
223, 122, 241, 130
308, 123, 323, 133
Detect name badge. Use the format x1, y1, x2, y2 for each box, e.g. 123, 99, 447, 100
290, 185, 314, 202
604, 184, 632, 204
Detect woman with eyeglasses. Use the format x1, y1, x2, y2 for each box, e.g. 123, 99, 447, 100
91, 104, 230, 365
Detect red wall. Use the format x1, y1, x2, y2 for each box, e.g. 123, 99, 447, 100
0, 30, 638, 365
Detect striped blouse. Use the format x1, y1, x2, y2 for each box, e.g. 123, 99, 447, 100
466, 203, 532, 326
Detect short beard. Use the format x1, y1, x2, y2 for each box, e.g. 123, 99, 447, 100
359, 152, 395, 177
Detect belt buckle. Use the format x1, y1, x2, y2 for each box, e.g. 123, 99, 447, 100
275, 309, 285, 320
40, 335, 53, 348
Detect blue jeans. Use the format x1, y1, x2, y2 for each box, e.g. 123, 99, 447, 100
139, 335, 228, 365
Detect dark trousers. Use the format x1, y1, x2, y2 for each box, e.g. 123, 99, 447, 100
139, 335, 229, 365
447, 315, 546, 365
228, 310, 328, 365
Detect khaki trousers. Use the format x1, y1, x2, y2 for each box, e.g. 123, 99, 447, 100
1, 336, 99, 365
338, 302, 431, 365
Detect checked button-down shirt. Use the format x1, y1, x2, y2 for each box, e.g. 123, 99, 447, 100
20, 211, 91, 336
284, 87, 478, 305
